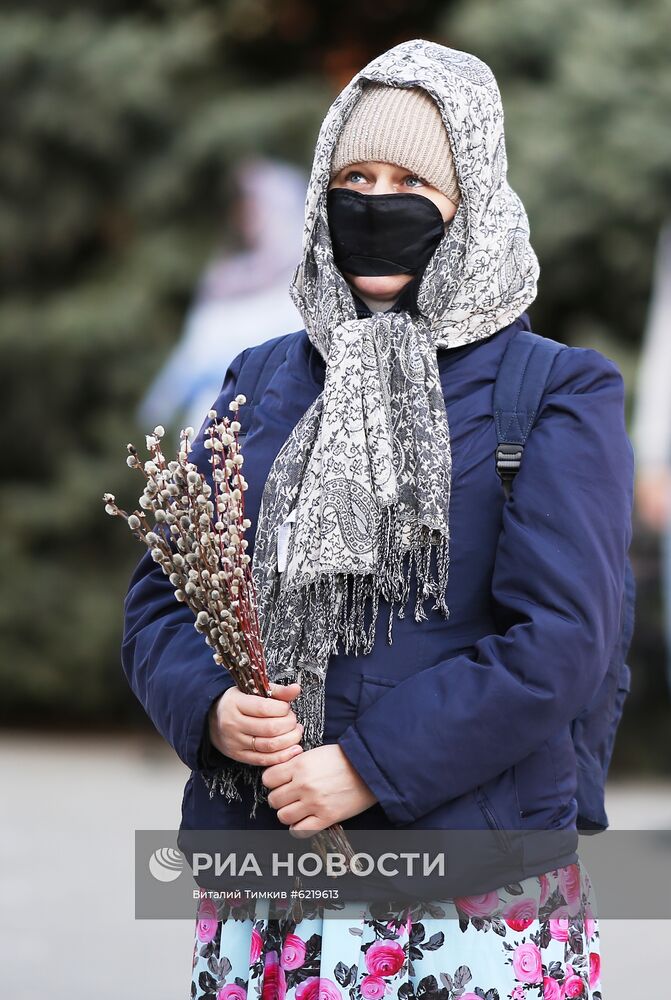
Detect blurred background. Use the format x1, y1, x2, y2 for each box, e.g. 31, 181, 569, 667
1, 0, 670, 997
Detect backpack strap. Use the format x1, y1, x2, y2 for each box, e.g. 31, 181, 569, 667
233, 331, 298, 438
493, 329, 566, 498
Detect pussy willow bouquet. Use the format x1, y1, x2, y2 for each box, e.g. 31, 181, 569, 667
103, 396, 357, 878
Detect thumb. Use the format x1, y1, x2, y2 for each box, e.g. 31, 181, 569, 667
268, 681, 301, 700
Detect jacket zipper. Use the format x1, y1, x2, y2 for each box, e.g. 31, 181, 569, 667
474, 787, 512, 853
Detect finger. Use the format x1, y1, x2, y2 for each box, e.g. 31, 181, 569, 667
237, 692, 294, 719
246, 724, 304, 755
289, 820, 313, 840
241, 713, 300, 738
209, 711, 294, 753
276, 801, 312, 827
266, 781, 302, 811
289, 822, 323, 837
234, 745, 303, 768
268, 681, 301, 701
261, 760, 296, 789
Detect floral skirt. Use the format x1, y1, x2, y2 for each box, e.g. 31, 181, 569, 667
190, 860, 602, 1000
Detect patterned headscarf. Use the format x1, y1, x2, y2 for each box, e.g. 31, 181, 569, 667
203, 39, 539, 814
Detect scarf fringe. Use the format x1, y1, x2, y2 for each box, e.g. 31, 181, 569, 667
201, 761, 266, 818
202, 504, 450, 814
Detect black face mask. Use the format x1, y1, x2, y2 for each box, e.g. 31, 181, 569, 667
326, 187, 446, 276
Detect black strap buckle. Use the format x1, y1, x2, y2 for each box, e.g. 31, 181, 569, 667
496, 442, 524, 483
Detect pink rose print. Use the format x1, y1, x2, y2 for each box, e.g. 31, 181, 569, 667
502, 897, 538, 931
196, 899, 219, 944
364, 941, 405, 977
584, 916, 595, 941
558, 864, 582, 913
461, 995, 483, 1000
218, 986, 246, 1000
453, 891, 500, 918
281, 934, 307, 971
589, 952, 601, 989
510, 988, 526, 1000
538, 874, 551, 907
262, 951, 287, 1000
542, 976, 562, 1000
251, 928, 263, 964
549, 917, 569, 942
360, 975, 387, 999
512, 941, 543, 984
564, 974, 585, 997
385, 916, 411, 939
295, 978, 342, 1000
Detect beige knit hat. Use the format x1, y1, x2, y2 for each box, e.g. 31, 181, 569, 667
330, 83, 460, 205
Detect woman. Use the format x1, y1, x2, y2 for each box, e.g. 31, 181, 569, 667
122, 39, 632, 999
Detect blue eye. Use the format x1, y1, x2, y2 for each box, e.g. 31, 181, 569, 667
404, 175, 424, 187
346, 171, 365, 183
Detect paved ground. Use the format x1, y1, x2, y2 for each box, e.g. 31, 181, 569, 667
1, 732, 669, 999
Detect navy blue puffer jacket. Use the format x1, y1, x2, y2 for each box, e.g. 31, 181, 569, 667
121, 311, 633, 847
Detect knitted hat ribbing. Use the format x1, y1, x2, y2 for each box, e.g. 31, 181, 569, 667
331, 84, 460, 205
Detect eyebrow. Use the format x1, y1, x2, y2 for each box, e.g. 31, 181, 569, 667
344, 164, 420, 176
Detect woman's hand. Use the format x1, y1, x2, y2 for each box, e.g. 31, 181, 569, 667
208, 681, 305, 766
261, 743, 378, 833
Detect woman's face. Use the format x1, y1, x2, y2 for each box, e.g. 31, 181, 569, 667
328, 161, 458, 307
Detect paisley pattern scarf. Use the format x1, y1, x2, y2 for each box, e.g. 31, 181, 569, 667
203, 39, 540, 814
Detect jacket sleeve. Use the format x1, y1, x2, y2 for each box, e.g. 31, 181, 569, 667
337, 346, 635, 826
121, 350, 248, 771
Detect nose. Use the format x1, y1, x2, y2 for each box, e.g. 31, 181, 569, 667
371, 177, 397, 195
